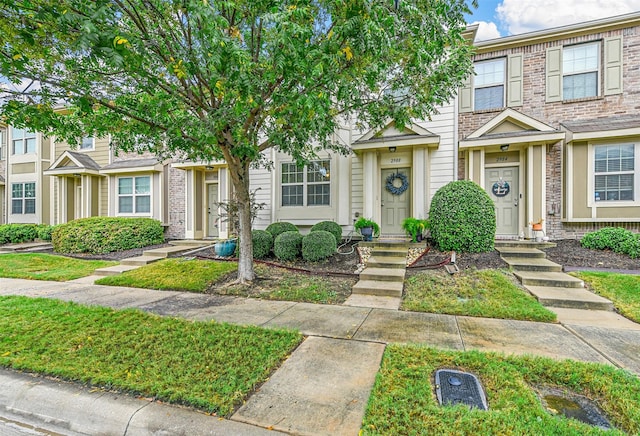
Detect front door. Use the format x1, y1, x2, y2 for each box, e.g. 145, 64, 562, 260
381, 168, 411, 234
485, 166, 519, 236
207, 183, 219, 238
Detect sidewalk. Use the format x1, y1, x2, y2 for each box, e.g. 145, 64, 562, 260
1, 277, 640, 435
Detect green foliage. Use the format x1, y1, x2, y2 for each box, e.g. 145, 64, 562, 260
273, 231, 303, 261
310, 221, 342, 244
353, 217, 380, 237
52, 217, 164, 254
429, 180, 496, 253
266, 222, 298, 240
36, 224, 55, 241
621, 235, 640, 259
580, 227, 634, 253
302, 230, 337, 262
0, 224, 39, 244
401, 217, 429, 242
252, 230, 273, 259
0, 0, 477, 281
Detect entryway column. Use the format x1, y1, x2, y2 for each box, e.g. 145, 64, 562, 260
362, 151, 378, 222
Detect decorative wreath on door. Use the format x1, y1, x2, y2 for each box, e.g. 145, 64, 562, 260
385, 172, 409, 195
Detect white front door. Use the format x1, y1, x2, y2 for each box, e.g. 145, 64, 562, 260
381, 168, 411, 234
207, 183, 219, 238
485, 166, 519, 235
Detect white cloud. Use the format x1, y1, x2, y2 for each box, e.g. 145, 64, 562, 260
497, 0, 640, 35
472, 21, 502, 41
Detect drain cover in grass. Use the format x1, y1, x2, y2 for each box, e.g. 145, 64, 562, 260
435, 369, 488, 410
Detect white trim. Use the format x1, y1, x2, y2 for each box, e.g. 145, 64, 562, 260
566, 143, 574, 220
567, 126, 640, 143
466, 108, 558, 139
358, 119, 436, 142
527, 146, 534, 228
100, 163, 163, 174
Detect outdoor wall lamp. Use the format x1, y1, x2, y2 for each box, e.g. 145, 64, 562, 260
500, 144, 509, 152
388, 146, 397, 152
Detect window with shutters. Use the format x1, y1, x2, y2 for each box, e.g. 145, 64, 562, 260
473, 58, 506, 110
563, 42, 599, 100
594, 144, 634, 202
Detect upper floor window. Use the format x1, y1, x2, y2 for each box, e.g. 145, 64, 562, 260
12, 182, 36, 214
474, 58, 505, 110
594, 144, 634, 202
80, 136, 94, 151
118, 176, 151, 214
563, 42, 599, 100
281, 160, 330, 207
11, 127, 36, 155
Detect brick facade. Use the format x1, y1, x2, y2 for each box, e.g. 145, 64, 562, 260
459, 16, 640, 240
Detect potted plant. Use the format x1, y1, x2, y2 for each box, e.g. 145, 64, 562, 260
214, 238, 238, 257
402, 217, 430, 242
354, 217, 380, 241
530, 218, 544, 232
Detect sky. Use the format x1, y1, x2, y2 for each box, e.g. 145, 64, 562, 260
467, 0, 640, 41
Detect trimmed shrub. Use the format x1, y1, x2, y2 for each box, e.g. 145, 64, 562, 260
252, 230, 273, 259
302, 230, 337, 262
621, 235, 640, 259
52, 217, 164, 254
36, 225, 55, 241
266, 222, 298, 240
580, 227, 633, 253
0, 224, 39, 244
310, 221, 342, 245
428, 180, 496, 253
273, 231, 303, 261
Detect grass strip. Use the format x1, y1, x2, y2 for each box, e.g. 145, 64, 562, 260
572, 271, 640, 323
0, 253, 117, 281
95, 258, 238, 292
363, 345, 640, 435
218, 264, 355, 304
402, 269, 557, 322
0, 296, 301, 416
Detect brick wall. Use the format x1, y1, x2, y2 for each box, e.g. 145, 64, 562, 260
460, 24, 640, 239
166, 165, 186, 240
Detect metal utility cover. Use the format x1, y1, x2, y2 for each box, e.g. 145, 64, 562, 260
435, 369, 488, 410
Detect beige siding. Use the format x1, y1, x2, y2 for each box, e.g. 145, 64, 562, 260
249, 166, 273, 230
350, 154, 364, 227
571, 144, 591, 219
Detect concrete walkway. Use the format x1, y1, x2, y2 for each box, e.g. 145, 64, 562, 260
1, 277, 640, 435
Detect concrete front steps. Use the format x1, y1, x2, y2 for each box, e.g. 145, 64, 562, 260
496, 241, 615, 312
0, 241, 53, 253
349, 241, 409, 309
94, 241, 213, 276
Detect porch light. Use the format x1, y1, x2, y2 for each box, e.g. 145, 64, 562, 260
500, 144, 509, 152
388, 146, 397, 152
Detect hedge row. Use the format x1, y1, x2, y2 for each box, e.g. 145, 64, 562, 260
52, 217, 164, 254
581, 227, 640, 259
253, 221, 341, 262
0, 224, 54, 244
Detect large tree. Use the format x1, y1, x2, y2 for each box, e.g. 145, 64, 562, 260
0, 0, 476, 282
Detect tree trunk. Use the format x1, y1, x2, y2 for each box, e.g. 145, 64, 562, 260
228, 158, 255, 283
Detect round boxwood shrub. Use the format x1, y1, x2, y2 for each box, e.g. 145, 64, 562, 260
428, 180, 496, 253
302, 230, 337, 262
266, 222, 298, 240
36, 224, 55, 241
310, 221, 342, 245
52, 217, 164, 254
621, 235, 640, 259
580, 227, 633, 253
273, 230, 303, 261
252, 229, 273, 259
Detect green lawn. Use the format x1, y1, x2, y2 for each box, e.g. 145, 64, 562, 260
218, 264, 356, 304
95, 258, 238, 292
403, 268, 557, 322
571, 271, 640, 323
0, 296, 301, 416
363, 344, 640, 435
0, 253, 117, 281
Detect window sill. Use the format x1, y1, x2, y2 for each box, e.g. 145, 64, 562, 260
562, 96, 603, 104
471, 107, 507, 115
